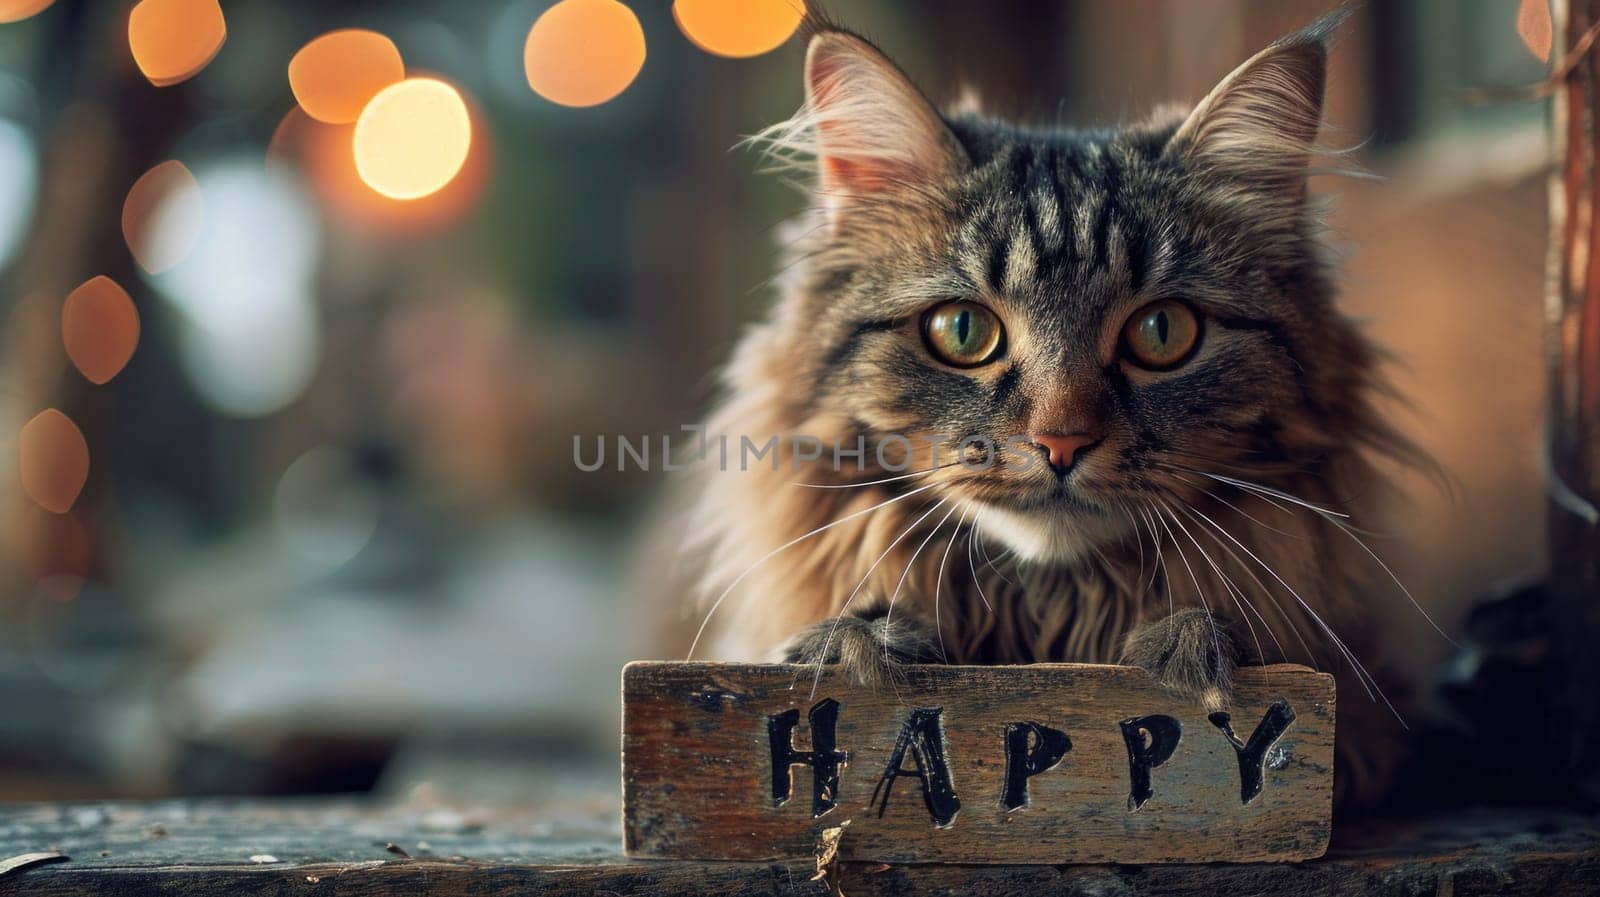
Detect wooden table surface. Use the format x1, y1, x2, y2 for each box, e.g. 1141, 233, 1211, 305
0, 799, 1594, 896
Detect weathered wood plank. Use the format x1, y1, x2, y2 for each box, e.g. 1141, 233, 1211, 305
622, 662, 1334, 864
0, 801, 1595, 897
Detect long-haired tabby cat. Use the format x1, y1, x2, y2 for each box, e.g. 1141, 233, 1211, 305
679, 11, 1427, 809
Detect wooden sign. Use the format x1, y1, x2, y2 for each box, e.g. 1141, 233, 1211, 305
622, 662, 1334, 864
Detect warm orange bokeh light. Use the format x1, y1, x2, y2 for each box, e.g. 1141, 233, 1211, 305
62, 276, 140, 385
272, 95, 491, 236
353, 77, 472, 201
0, 0, 54, 24
19, 409, 89, 515
673, 0, 804, 59
524, 0, 646, 108
128, 0, 227, 87
1517, 0, 1553, 62
122, 159, 202, 274
288, 29, 406, 125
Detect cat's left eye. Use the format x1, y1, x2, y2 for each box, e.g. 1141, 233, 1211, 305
923, 301, 1005, 368
1121, 300, 1201, 370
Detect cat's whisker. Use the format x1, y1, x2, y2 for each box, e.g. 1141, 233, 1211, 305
687, 480, 940, 661
1182, 502, 1406, 726
965, 519, 995, 614
1201, 476, 1311, 529
1202, 487, 1302, 540
1181, 499, 1366, 672
791, 459, 964, 489
931, 508, 970, 664
1322, 512, 1463, 650
1166, 470, 1302, 540
975, 524, 1016, 586
1116, 505, 1149, 597
1157, 487, 1290, 664
807, 497, 949, 700
1136, 504, 1175, 623
1182, 467, 1391, 540
1152, 506, 1224, 663
1160, 499, 1278, 666
1186, 468, 1457, 648
1130, 504, 1162, 600
1171, 501, 1320, 669
1201, 471, 1352, 519
884, 503, 960, 667
991, 545, 1027, 587
1119, 505, 1145, 592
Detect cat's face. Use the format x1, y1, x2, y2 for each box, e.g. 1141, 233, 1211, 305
764, 22, 1373, 564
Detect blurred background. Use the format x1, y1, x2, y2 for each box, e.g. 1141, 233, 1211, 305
0, 0, 1554, 803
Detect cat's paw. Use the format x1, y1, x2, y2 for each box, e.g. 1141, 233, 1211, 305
1119, 608, 1245, 713
781, 601, 942, 689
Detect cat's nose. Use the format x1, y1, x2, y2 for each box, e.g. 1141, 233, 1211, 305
1028, 431, 1102, 473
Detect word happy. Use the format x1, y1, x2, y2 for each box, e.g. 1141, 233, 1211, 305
767, 699, 1297, 824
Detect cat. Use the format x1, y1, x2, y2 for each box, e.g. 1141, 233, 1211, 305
678, 11, 1426, 810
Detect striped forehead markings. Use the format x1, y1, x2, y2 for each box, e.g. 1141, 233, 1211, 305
955, 139, 1151, 297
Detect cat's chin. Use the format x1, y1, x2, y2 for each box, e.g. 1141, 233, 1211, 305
967, 499, 1133, 566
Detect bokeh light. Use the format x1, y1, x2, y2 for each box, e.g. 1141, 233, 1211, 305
673, 0, 804, 59
128, 0, 227, 87
122, 159, 203, 274
353, 77, 471, 200
272, 93, 491, 236
0, 0, 52, 24
0, 117, 37, 272
1517, 0, 1552, 62
19, 408, 89, 514
523, 0, 646, 108
288, 29, 406, 125
62, 275, 140, 385
149, 161, 322, 417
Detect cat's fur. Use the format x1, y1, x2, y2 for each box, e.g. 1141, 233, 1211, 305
679, 12, 1420, 809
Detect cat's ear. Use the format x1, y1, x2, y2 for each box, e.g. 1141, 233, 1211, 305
1166, 15, 1340, 197
802, 30, 967, 219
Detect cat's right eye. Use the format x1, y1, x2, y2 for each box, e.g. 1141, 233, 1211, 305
922, 301, 1005, 368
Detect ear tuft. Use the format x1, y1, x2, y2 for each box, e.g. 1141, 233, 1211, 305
1167, 12, 1344, 196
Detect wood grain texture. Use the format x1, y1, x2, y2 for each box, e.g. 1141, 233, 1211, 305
0, 801, 1595, 896
622, 662, 1334, 864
